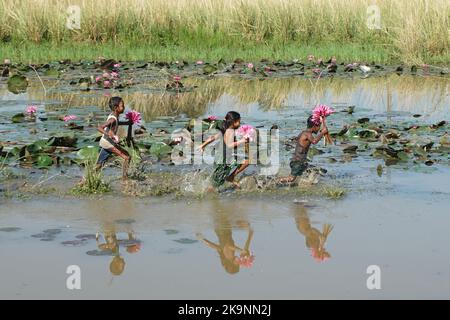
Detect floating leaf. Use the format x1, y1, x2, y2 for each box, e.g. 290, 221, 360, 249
164, 229, 179, 235
173, 238, 198, 244
149, 142, 172, 158
76, 146, 98, 162
203, 64, 217, 75
43, 68, 59, 77
7, 75, 28, 94
11, 113, 25, 123
35, 154, 53, 168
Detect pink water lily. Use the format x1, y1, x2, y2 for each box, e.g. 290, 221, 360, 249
63, 115, 77, 122
103, 80, 111, 88
173, 75, 181, 82
110, 71, 119, 78
247, 63, 254, 69
113, 63, 121, 68
237, 124, 257, 142
95, 76, 102, 82
196, 60, 204, 65
311, 104, 334, 125
102, 72, 110, 79
207, 115, 218, 121
25, 105, 37, 114
235, 255, 255, 268
125, 110, 142, 125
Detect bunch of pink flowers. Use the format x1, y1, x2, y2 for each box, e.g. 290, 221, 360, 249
235, 255, 255, 268
125, 110, 142, 125
236, 124, 257, 142
311, 104, 334, 126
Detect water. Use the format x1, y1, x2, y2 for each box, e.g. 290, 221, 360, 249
1, 70, 449, 299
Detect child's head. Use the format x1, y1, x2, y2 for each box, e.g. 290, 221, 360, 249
224, 111, 241, 130
109, 96, 124, 114
307, 115, 320, 133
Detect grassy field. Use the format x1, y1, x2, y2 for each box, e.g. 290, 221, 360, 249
0, 0, 448, 65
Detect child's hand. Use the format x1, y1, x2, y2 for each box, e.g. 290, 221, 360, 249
113, 135, 120, 143
197, 145, 205, 153
321, 127, 329, 135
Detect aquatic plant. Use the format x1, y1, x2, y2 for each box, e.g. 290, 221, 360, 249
25, 105, 37, 114
125, 110, 142, 125
236, 124, 257, 142
71, 159, 110, 195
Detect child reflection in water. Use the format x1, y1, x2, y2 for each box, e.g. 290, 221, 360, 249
95, 229, 141, 276
197, 212, 254, 274
295, 205, 333, 262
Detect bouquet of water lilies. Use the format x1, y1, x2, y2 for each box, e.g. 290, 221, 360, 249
125, 110, 142, 125
311, 104, 334, 145
236, 124, 257, 142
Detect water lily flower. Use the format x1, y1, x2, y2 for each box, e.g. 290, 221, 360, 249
125, 110, 142, 125
235, 254, 255, 268
63, 115, 77, 122
207, 115, 218, 121
173, 75, 181, 82
311, 104, 334, 125
247, 63, 254, 69
95, 76, 102, 82
113, 63, 121, 68
196, 60, 204, 65
103, 80, 111, 88
102, 72, 110, 79
236, 124, 257, 142
110, 71, 119, 78
359, 65, 371, 73
25, 105, 37, 114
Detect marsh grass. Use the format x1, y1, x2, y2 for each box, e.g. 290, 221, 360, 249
0, 0, 448, 64
71, 159, 111, 194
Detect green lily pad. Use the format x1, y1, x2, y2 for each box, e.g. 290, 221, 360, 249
35, 154, 53, 168
7, 75, 28, 94
43, 68, 59, 77
203, 64, 217, 75
11, 113, 25, 123
149, 142, 172, 158
76, 146, 98, 162
173, 238, 198, 244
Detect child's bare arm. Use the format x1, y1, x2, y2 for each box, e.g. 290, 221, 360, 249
224, 129, 247, 148
198, 132, 221, 151
307, 131, 326, 145
97, 118, 116, 138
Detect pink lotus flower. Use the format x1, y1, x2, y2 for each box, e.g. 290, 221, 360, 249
25, 105, 37, 114
125, 110, 142, 125
173, 75, 181, 82
113, 63, 121, 68
103, 80, 111, 88
102, 72, 110, 79
196, 60, 204, 65
235, 255, 255, 268
207, 115, 218, 121
63, 115, 77, 122
95, 76, 102, 82
236, 124, 257, 142
311, 104, 334, 125
247, 63, 254, 69
110, 71, 119, 78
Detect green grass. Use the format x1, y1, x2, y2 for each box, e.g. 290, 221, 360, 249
2, 40, 448, 65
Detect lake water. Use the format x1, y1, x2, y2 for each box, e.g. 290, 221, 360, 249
1, 70, 449, 299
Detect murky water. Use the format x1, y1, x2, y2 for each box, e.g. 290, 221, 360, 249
1, 70, 449, 299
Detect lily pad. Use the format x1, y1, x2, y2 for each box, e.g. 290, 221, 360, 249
76, 146, 98, 162
173, 238, 198, 244
0, 227, 21, 232
149, 142, 172, 158
43, 229, 62, 235
86, 249, 114, 256
61, 239, 87, 246
35, 154, 53, 168
11, 113, 25, 123
114, 218, 136, 224
7, 75, 28, 94
75, 234, 97, 240
164, 229, 179, 235
203, 64, 217, 75
43, 68, 59, 77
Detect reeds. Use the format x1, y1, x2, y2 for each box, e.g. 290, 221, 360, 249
0, 0, 448, 64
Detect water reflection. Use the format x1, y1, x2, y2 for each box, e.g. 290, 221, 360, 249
197, 201, 255, 274
294, 205, 333, 262
16, 74, 449, 122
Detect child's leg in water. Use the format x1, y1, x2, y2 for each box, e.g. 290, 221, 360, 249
227, 159, 249, 187
109, 146, 131, 180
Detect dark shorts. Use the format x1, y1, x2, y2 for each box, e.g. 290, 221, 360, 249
97, 148, 113, 165
290, 160, 308, 177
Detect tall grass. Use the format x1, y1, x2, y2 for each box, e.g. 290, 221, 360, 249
0, 0, 448, 64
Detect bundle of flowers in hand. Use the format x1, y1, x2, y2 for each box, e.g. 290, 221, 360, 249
311, 104, 334, 145
125, 110, 142, 126
236, 124, 257, 142
235, 254, 255, 268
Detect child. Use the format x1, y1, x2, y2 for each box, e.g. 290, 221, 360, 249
96, 96, 132, 180
279, 115, 328, 183
198, 111, 249, 188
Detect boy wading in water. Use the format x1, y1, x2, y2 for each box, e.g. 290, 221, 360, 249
96, 97, 132, 180
279, 115, 328, 184
198, 111, 249, 188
